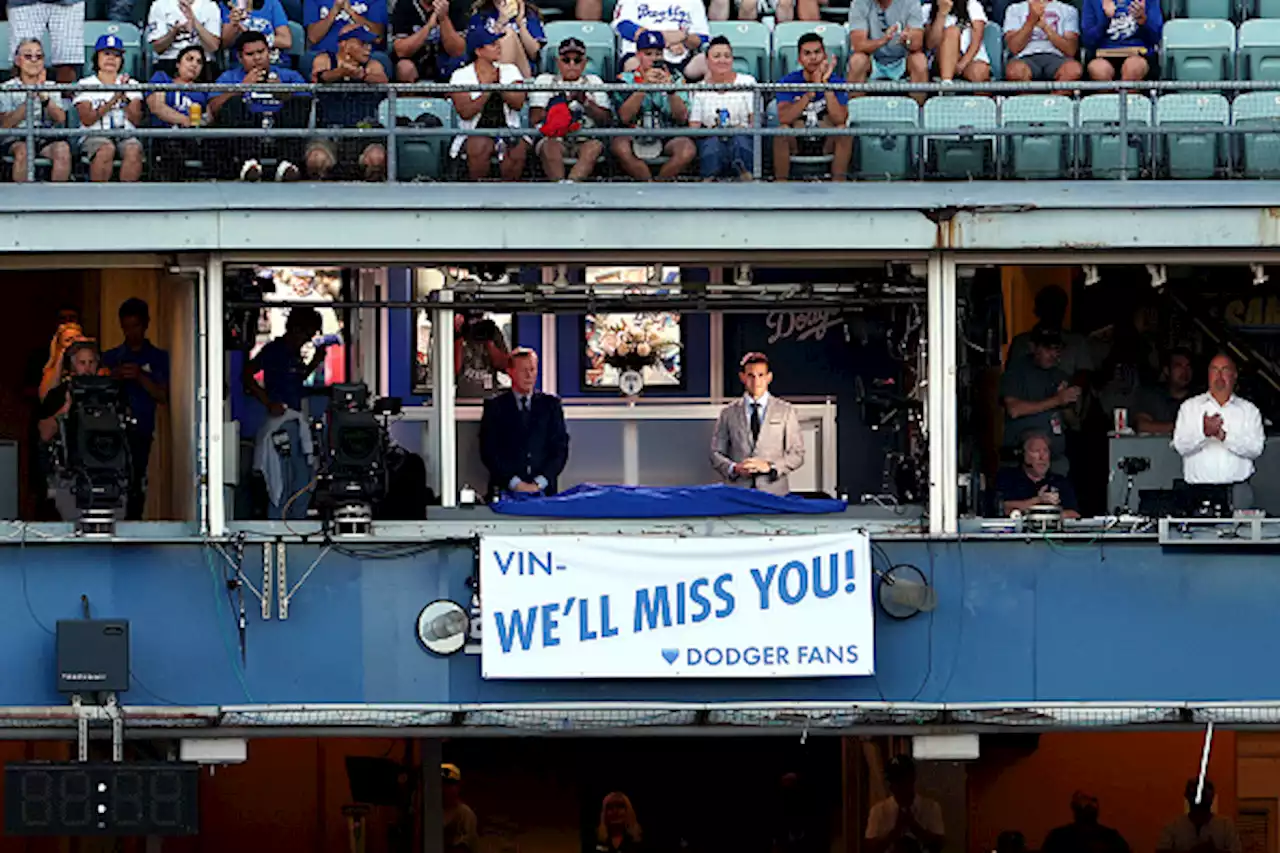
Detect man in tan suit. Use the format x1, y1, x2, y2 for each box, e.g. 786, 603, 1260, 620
710, 352, 805, 496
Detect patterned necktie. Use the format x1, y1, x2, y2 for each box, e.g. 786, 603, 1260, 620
750, 402, 761, 443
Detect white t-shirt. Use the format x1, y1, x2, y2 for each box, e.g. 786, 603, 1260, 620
922, 1, 989, 62
865, 795, 946, 853
1003, 0, 1078, 58
689, 73, 755, 128
449, 62, 523, 157
612, 0, 710, 64
529, 72, 610, 128
72, 74, 143, 132
147, 0, 222, 60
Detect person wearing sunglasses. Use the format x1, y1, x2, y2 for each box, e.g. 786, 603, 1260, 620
0, 39, 72, 181
529, 36, 611, 181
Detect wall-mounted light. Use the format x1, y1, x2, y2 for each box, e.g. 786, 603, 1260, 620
417, 600, 469, 656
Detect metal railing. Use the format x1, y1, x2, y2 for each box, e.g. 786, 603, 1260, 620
5, 78, 1280, 182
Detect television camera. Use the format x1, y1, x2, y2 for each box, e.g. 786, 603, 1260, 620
313, 383, 403, 533
58, 376, 132, 532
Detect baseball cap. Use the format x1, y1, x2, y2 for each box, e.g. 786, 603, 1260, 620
1030, 325, 1065, 348
95, 33, 125, 53
468, 17, 505, 55
635, 30, 664, 52
338, 26, 377, 43
558, 36, 586, 56
441, 763, 462, 782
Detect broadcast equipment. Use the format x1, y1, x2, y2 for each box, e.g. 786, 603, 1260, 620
314, 383, 403, 533
1115, 456, 1152, 515
225, 268, 270, 351
61, 376, 131, 533
1024, 504, 1065, 533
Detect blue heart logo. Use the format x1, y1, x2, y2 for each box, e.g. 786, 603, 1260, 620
661, 648, 679, 664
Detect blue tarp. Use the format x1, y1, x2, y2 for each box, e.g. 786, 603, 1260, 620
490, 484, 848, 518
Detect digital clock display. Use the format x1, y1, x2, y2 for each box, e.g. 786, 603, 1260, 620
4, 763, 199, 836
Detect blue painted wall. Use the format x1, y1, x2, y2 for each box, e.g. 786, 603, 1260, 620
5, 541, 1276, 707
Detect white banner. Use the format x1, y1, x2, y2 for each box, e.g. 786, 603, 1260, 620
479, 533, 874, 679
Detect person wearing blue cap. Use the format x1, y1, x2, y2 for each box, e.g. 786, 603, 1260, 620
307, 25, 389, 179
613, 0, 708, 81
5, 0, 86, 84
73, 34, 145, 182
465, 0, 545, 79
611, 29, 694, 181
0, 39, 73, 181
305, 0, 388, 57
448, 18, 529, 180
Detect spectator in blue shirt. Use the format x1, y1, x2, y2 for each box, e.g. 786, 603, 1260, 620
1081, 0, 1161, 81
102, 298, 170, 521
466, 0, 545, 78
305, 0, 387, 55
222, 0, 293, 67
774, 32, 851, 181
210, 31, 310, 180
147, 45, 214, 175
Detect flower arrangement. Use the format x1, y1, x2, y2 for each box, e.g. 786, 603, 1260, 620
596, 317, 683, 375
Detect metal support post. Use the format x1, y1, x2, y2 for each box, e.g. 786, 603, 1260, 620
433, 299, 457, 507
206, 253, 227, 536
107, 694, 123, 762
74, 695, 89, 763
386, 87, 398, 183
276, 540, 288, 620
421, 739, 444, 853
926, 252, 959, 535
262, 542, 274, 619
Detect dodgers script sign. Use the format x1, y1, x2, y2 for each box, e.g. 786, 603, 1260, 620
479, 533, 874, 679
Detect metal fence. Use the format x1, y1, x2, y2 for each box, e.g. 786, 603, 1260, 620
5, 78, 1280, 182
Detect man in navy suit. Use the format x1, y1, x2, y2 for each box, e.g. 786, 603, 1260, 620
479, 347, 570, 498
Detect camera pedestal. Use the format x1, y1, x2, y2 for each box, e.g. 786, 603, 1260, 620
332, 503, 373, 537
77, 507, 116, 538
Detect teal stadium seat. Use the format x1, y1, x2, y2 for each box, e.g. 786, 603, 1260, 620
709, 21, 771, 80
1232, 91, 1280, 177
1256, 0, 1280, 19
0, 23, 10, 77
287, 21, 306, 65
1169, 0, 1233, 21
1078, 93, 1153, 178
983, 22, 1005, 79
1162, 19, 1235, 80
773, 22, 847, 78
1157, 92, 1229, 177
923, 95, 997, 179
381, 97, 455, 181
1238, 19, 1280, 81
83, 22, 144, 77
1002, 94, 1074, 178
541, 21, 616, 77
848, 96, 917, 180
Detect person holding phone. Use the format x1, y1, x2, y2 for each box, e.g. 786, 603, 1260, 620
221, 0, 293, 66
466, 0, 545, 79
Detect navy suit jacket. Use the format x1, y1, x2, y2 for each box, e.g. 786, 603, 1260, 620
479, 390, 570, 496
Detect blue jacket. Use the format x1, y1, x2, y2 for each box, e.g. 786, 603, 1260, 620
1081, 0, 1162, 51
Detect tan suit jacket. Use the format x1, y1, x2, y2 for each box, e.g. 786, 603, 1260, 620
710, 396, 805, 496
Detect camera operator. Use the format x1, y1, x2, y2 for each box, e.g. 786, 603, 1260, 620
37, 341, 129, 521
454, 310, 510, 400
242, 307, 327, 519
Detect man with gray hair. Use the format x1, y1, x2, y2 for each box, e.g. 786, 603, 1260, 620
996, 431, 1080, 518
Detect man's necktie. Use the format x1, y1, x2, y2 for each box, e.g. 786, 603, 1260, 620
750, 403, 761, 443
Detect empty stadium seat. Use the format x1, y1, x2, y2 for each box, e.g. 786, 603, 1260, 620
1078, 93, 1153, 178
1232, 90, 1280, 176
387, 97, 455, 181
1256, 0, 1280, 18
0, 22, 10, 76
923, 95, 997, 179
1238, 19, 1280, 80
1162, 19, 1235, 80
1157, 92, 1230, 177
83, 22, 144, 77
287, 20, 306, 65
1169, 0, 1233, 20
773, 22, 847, 78
710, 20, 771, 80
1002, 94, 1074, 179
541, 21, 616, 78
847, 96, 916, 180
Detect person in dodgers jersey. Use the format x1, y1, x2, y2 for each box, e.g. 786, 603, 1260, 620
612, 0, 709, 80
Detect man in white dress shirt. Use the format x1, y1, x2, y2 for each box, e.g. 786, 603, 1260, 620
710, 352, 804, 496
1171, 352, 1265, 509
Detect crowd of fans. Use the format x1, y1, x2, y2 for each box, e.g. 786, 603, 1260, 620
0, 0, 1169, 182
